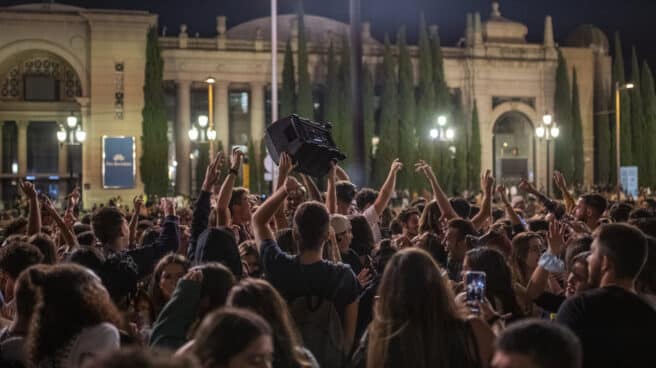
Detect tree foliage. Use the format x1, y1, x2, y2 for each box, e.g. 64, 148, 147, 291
397, 27, 417, 190
280, 40, 296, 118
630, 47, 646, 183
363, 64, 376, 185
553, 50, 574, 182
375, 35, 399, 186
641, 61, 656, 187
571, 68, 584, 184
296, 6, 313, 119
140, 27, 169, 196
613, 32, 632, 166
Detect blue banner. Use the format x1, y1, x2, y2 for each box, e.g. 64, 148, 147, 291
103, 136, 135, 189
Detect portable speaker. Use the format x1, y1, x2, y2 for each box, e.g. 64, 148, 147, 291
265, 114, 346, 177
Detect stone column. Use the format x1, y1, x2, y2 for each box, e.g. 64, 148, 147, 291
76, 98, 91, 208
17, 121, 27, 176
250, 82, 265, 143
176, 80, 192, 196
215, 81, 230, 149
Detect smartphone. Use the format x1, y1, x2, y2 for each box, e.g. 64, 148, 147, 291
465, 271, 486, 314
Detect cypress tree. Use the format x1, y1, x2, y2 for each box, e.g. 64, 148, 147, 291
280, 39, 296, 118
375, 35, 399, 185
452, 96, 468, 193
641, 61, 656, 187
553, 50, 574, 182
195, 142, 210, 195
397, 26, 417, 190
325, 42, 340, 125
140, 27, 169, 196
296, 6, 313, 119
630, 47, 646, 181
363, 63, 375, 185
595, 91, 612, 185
613, 32, 632, 166
468, 100, 482, 190
337, 35, 353, 161
431, 26, 452, 188
417, 14, 436, 180
571, 68, 585, 184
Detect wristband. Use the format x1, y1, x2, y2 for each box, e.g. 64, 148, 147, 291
229, 168, 239, 176
539, 251, 565, 273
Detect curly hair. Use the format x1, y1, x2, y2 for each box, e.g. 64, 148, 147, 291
0, 241, 44, 279
25, 264, 122, 366
228, 279, 312, 368
28, 233, 57, 264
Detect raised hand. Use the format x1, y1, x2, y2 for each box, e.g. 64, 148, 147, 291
19, 180, 38, 200
202, 151, 225, 191
547, 220, 566, 255
553, 171, 567, 190
481, 170, 495, 195
278, 152, 294, 177
518, 178, 536, 194
496, 185, 510, 205
40, 196, 58, 215
160, 197, 176, 217
284, 176, 301, 194
390, 159, 403, 175
230, 147, 244, 172
133, 195, 144, 213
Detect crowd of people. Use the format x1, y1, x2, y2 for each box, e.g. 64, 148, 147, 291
0, 147, 654, 368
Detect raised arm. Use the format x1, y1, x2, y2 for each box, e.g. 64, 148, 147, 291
326, 163, 337, 214
472, 170, 495, 230
415, 160, 459, 220
300, 174, 322, 202
273, 152, 294, 229
216, 148, 243, 222
518, 179, 559, 215
128, 196, 143, 247
253, 177, 297, 249
553, 171, 575, 214
496, 185, 523, 227
334, 164, 351, 182
526, 220, 565, 300
42, 197, 78, 251
372, 159, 403, 216
188, 152, 224, 261
19, 180, 40, 235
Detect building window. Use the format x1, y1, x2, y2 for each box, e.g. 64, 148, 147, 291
27, 122, 59, 174
2, 122, 18, 174
229, 90, 251, 146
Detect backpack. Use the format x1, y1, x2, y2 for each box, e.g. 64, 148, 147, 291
290, 265, 346, 368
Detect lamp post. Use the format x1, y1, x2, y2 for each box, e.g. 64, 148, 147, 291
430, 115, 455, 142
189, 115, 216, 195
615, 81, 635, 199
535, 113, 559, 196
57, 113, 86, 193
205, 77, 216, 156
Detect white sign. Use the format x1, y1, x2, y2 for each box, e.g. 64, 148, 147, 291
620, 166, 639, 198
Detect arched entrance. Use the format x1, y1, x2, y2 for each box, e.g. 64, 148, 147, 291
0, 50, 83, 205
492, 111, 536, 186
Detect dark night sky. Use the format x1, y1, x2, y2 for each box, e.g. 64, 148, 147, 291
3, 0, 656, 69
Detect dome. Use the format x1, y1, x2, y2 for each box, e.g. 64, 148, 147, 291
562, 24, 609, 52
483, 2, 528, 44
226, 14, 381, 46
6, 2, 84, 12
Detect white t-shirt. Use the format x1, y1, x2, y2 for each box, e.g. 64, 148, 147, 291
62, 322, 120, 368
362, 206, 382, 244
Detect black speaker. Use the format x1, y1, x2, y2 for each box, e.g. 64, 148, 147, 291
265, 114, 346, 177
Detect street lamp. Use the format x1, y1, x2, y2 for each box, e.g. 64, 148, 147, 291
535, 113, 559, 195
57, 113, 86, 194
615, 81, 635, 199
189, 115, 216, 143
205, 77, 216, 156
430, 115, 455, 142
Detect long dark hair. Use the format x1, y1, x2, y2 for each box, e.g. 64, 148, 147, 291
25, 264, 122, 366
367, 248, 479, 368
419, 200, 442, 235
148, 254, 190, 316
193, 307, 272, 366
228, 279, 312, 368
465, 247, 524, 321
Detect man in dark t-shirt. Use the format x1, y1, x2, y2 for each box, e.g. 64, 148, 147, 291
557, 223, 656, 368
253, 157, 360, 354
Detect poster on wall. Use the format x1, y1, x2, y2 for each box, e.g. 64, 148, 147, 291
103, 136, 135, 189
